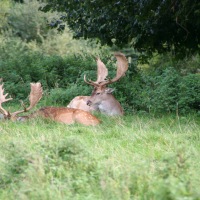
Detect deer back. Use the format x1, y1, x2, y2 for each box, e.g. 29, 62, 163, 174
67, 96, 98, 112
32, 107, 100, 126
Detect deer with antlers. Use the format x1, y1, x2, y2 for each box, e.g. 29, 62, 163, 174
67, 52, 128, 115
0, 81, 100, 126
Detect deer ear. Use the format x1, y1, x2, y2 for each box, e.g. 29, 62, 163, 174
105, 88, 115, 94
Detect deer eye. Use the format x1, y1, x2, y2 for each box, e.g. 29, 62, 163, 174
96, 93, 100, 95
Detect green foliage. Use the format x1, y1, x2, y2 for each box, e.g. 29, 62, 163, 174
142, 67, 181, 113
0, 28, 98, 92
0, 0, 12, 32
0, 38, 102, 104
43, 0, 200, 59
0, 0, 109, 57
0, 0, 199, 114
45, 84, 91, 106
4, 0, 49, 42
120, 66, 200, 114
178, 74, 200, 112
109, 59, 199, 115
0, 40, 199, 113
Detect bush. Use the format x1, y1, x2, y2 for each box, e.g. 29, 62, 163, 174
115, 66, 200, 114
0, 42, 98, 103
144, 67, 180, 113
0, 32, 199, 114
44, 84, 92, 106
178, 74, 200, 113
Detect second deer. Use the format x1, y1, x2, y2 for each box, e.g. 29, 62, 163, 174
0, 82, 100, 126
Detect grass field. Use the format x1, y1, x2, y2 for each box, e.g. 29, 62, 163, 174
0, 113, 200, 200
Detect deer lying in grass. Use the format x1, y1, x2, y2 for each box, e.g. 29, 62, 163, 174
0, 82, 100, 126
67, 52, 128, 115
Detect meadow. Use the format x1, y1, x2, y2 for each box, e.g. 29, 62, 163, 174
1, 1, 200, 199
0, 113, 199, 200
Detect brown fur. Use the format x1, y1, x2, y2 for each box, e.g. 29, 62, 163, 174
21, 107, 100, 126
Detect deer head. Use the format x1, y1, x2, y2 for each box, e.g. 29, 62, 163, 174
84, 52, 128, 114
0, 81, 43, 121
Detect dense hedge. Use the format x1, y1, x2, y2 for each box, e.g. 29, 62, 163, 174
0, 42, 199, 114
125, 67, 200, 114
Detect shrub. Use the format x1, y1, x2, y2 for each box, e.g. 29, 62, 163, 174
178, 74, 200, 113
115, 66, 200, 114
0, 32, 199, 114
44, 84, 92, 106
0, 44, 97, 103
145, 67, 180, 113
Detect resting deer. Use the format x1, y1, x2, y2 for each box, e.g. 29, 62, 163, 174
67, 52, 128, 115
0, 81, 100, 126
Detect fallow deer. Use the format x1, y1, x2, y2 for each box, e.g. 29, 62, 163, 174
67, 52, 128, 115
0, 81, 100, 126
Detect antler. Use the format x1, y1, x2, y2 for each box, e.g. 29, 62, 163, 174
12, 82, 43, 116
100, 52, 128, 86
84, 57, 108, 87
0, 82, 43, 119
84, 52, 128, 87
110, 52, 128, 83
96, 57, 108, 83
0, 83, 13, 116
84, 74, 99, 87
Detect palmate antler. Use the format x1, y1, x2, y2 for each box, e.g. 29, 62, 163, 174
0, 81, 43, 120
83, 57, 108, 87
84, 52, 128, 87
95, 57, 108, 83
0, 84, 13, 117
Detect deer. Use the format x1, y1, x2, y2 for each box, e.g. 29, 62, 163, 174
0, 81, 100, 126
67, 52, 128, 116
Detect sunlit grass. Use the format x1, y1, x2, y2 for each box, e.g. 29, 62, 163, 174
0, 114, 199, 199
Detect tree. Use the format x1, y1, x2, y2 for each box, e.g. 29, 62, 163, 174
0, 0, 12, 32
43, 0, 200, 59
3, 0, 51, 43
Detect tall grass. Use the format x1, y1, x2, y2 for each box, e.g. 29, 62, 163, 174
0, 114, 199, 200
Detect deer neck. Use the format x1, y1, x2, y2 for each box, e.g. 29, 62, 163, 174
98, 94, 123, 115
